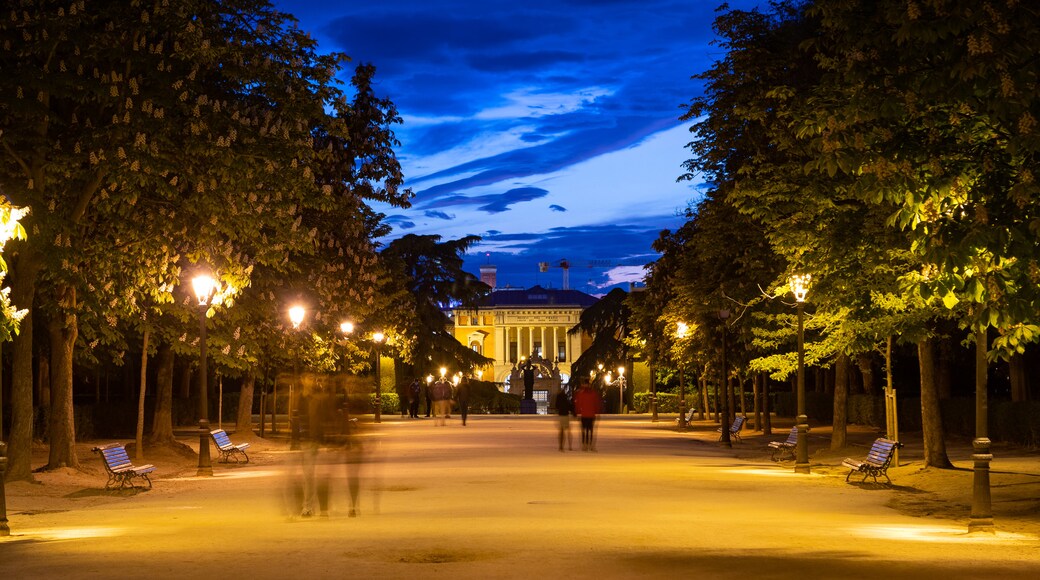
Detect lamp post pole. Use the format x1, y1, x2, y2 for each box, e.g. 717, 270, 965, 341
650, 360, 658, 422
790, 274, 811, 474
719, 310, 731, 448
0, 441, 10, 536
617, 366, 625, 415
288, 305, 305, 450
676, 322, 689, 431
969, 329, 994, 532
340, 321, 354, 420
191, 274, 218, 477
196, 302, 213, 476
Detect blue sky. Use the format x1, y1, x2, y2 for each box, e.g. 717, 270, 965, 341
274, 0, 757, 294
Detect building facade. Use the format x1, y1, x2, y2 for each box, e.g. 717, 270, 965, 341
451, 284, 597, 395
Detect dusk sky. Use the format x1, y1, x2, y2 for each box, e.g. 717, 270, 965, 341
275, 0, 759, 294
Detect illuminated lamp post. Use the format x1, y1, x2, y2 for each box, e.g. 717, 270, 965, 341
288, 305, 305, 450
372, 332, 385, 423
718, 309, 732, 447
0, 441, 9, 536
191, 274, 219, 476
616, 366, 626, 414
676, 322, 689, 431
339, 321, 353, 418
789, 274, 811, 474
969, 328, 994, 533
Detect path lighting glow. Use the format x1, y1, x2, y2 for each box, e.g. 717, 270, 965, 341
289, 305, 306, 329
476, 370, 483, 380
191, 275, 218, 306
789, 274, 811, 303
191, 271, 221, 476
287, 305, 307, 449
340, 321, 354, 334
440, 367, 447, 378
788, 274, 811, 474
676, 321, 690, 339
676, 321, 690, 431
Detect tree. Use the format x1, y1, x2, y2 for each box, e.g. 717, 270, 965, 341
380, 234, 493, 378
0, 0, 406, 476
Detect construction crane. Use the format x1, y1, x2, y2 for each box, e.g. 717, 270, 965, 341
538, 258, 645, 290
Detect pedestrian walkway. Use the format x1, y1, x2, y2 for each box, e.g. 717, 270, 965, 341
2, 416, 1038, 579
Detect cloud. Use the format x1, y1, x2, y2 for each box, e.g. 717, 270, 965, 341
549, 204, 567, 212
424, 210, 455, 220
422, 186, 549, 214
382, 215, 416, 229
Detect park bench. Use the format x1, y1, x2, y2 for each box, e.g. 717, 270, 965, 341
842, 438, 902, 484
768, 426, 799, 461
674, 408, 696, 426
92, 443, 156, 490
716, 416, 746, 442
210, 429, 250, 463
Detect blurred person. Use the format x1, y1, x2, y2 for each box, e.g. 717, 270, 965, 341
456, 374, 471, 426
555, 386, 574, 451
431, 375, 453, 426
573, 377, 602, 452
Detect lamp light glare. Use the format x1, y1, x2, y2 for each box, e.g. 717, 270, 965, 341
789, 274, 812, 303
288, 305, 306, 329
191, 275, 217, 306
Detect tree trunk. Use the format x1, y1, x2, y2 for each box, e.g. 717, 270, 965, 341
178, 361, 191, 399
236, 370, 256, 434
698, 375, 707, 420
149, 342, 175, 444
46, 288, 79, 470
831, 353, 849, 450
1009, 353, 1027, 402
761, 373, 772, 435
857, 353, 876, 395
752, 372, 761, 431
937, 337, 953, 400
919, 337, 953, 468
135, 326, 150, 461
6, 254, 40, 482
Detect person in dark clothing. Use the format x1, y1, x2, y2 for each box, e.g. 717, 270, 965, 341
456, 375, 470, 426
555, 387, 573, 451
424, 376, 433, 417
408, 379, 421, 418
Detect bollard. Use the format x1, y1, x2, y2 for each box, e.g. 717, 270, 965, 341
0, 441, 10, 536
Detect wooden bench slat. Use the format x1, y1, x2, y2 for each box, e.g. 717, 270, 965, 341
210, 429, 250, 464
93, 443, 155, 490
843, 438, 901, 484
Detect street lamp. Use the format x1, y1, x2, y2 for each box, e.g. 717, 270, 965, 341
617, 365, 626, 415
191, 273, 219, 476
372, 332, 385, 423
676, 322, 689, 431
339, 321, 354, 418
789, 274, 811, 474
718, 309, 732, 448
288, 305, 306, 450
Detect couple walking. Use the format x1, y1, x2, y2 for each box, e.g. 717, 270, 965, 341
556, 377, 601, 452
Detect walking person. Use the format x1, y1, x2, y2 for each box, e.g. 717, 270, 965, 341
573, 377, 602, 452
431, 374, 452, 426
456, 374, 470, 426
555, 386, 574, 451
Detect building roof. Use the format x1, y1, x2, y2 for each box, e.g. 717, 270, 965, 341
475, 285, 599, 308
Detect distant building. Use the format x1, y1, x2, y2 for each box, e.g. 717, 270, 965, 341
450, 285, 598, 408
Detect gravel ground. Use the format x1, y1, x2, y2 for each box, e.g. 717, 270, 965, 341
2, 415, 1038, 579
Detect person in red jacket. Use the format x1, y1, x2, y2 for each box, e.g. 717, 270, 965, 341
572, 377, 602, 452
